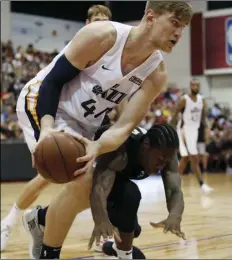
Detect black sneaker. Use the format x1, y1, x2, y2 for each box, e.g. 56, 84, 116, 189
102, 241, 146, 259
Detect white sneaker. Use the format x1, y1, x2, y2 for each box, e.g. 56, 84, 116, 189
1, 219, 13, 251
94, 237, 115, 252
22, 206, 44, 259
201, 184, 214, 194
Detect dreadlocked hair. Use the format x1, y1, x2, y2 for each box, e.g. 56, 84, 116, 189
145, 123, 179, 149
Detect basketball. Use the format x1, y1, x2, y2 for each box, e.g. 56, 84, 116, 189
34, 132, 86, 183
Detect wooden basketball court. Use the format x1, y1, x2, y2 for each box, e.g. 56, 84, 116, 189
1, 173, 232, 259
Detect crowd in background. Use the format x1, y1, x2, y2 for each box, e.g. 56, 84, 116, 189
1, 41, 232, 172
1, 41, 58, 140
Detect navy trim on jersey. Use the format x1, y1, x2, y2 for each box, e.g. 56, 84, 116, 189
37, 54, 81, 120
24, 92, 40, 141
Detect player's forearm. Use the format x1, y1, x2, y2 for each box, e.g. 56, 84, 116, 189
90, 187, 109, 224
90, 168, 116, 224
166, 189, 184, 217
40, 115, 55, 131
163, 156, 184, 217
96, 126, 130, 155
169, 113, 179, 128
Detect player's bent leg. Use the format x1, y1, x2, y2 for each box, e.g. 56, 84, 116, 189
17, 174, 50, 210
134, 216, 142, 238
103, 241, 146, 259
1, 174, 49, 252
189, 155, 214, 193
202, 154, 209, 173
39, 169, 93, 259
106, 179, 144, 259
178, 156, 189, 175
183, 128, 212, 190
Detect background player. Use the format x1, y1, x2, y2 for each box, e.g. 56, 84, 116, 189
1, 4, 112, 252
18, 2, 193, 258
170, 79, 214, 193
23, 124, 185, 259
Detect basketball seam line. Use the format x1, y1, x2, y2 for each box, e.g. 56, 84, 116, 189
51, 134, 69, 183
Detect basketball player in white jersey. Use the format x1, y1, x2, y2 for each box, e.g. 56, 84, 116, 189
171, 79, 214, 193
1, 4, 112, 252
3, 1, 193, 258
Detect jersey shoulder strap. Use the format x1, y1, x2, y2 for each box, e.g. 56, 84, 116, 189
130, 127, 147, 141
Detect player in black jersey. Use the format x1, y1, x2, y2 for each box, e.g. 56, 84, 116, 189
27, 123, 184, 259
88, 123, 185, 259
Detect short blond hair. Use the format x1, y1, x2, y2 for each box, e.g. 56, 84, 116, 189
87, 5, 112, 21
145, 1, 193, 25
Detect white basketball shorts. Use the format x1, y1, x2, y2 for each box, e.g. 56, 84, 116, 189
16, 79, 95, 153
197, 142, 207, 155
177, 126, 199, 157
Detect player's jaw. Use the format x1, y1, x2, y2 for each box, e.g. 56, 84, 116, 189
190, 81, 200, 95
145, 148, 176, 174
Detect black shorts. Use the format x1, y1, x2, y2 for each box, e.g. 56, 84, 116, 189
106, 175, 141, 233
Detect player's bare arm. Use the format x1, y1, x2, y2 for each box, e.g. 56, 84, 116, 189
88, 152, 127, 248
201, 98, 208, 128
150, 154, 186, 240
162, 155, 184, 216
37, 22, 116, 137
201, 98, 210, 142
75, 62, 167, 175
169, 96, 186, 128
97, 62, 167, 154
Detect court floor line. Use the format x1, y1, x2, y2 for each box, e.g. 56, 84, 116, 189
75, 233, 232, 259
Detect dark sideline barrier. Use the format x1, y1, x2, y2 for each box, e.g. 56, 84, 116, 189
1, 140, 36, 181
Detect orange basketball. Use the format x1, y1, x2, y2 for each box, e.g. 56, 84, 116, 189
34, 132, 86, 183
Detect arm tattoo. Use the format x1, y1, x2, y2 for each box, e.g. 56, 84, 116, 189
90, 151, 127, 224
161, 154, 184, 217
90, 167, 116, 224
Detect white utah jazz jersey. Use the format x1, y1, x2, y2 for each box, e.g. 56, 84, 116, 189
24, 21, 163, 135
181, 94, 203, 129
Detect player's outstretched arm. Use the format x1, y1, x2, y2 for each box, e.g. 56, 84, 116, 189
37, 22, 115, 135
95, 62, 167, 156
88, 152, 127, 249
150, 154, 186, 240
161, 155, 184, 216
74, 62, 167, 175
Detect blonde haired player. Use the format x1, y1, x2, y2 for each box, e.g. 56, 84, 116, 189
1, 4, 112, 252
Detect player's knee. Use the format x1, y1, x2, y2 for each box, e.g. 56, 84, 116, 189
109, 182, 141, 233
125, 181, 141, 208
181, 156, 189, 163
134, 223, 142, 238
63, 175, 92, 203
189, 155, 198, 163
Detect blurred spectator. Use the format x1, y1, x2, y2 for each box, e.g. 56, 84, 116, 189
210, 103, 222, 118
1, 41, 58, 140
